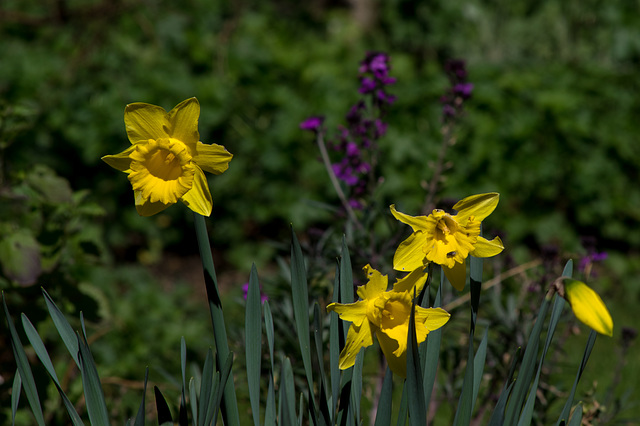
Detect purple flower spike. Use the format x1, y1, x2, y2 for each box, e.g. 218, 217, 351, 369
300, 116, 325, 131
359, 77, 377, 94
453, 83, 474, 99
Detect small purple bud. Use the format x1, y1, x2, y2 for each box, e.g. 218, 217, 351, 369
359, 77, 377, 94
346, 142, 359, 157
442, 104, 456, 117
300, 116, 325, 131
453, 83, 474, 99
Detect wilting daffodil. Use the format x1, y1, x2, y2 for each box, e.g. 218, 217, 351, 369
390, 193, 504, 291
102, 98, 232, 216
327, 265, 450, 377
557, 278, 613, 337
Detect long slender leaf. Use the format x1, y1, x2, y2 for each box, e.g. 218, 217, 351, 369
487, 382, 514, 426
21, 314, 84, 426
77, 332, 109, 425
329, 263, 341, 421
3, 295, 45, 426
246, 264, 263, 426
198, 348, 215, 426
374, 366, 393, 426
281, 358, 297, 426
406, 295, 426, 426
518, 294, 566, 425
567, 403, 583, 426
556, 331, 597, 425
193, 213, 239, 426
349, 351, 364, 424
264, 301, 275, 373
313, 303, 328, 403
189, 377, 198, 426
453, 333, 475, 426
503, 296, 551, 424
154, 386, 173, 424
265, 372, 276, 426
42, 288, 80, 368
423, 273, 443, 411
396, 384, 408, 426
179, 338, 188, 426
11, 369, 21, 426
133, 368, 149, 426
290, 228, 314, 392
472, 327, 489, 412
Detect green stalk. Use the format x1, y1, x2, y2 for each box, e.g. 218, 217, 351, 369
193, 212, 239, 426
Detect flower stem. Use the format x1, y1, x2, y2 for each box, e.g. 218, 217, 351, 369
316, 131, 363, 229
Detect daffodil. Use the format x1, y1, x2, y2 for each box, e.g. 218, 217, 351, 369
559, 279, 613, 337
102, 98, 232, 216
390, 193, 504, 291
327, 265, 450, 377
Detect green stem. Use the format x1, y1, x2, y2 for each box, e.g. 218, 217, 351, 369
193, 213, 240, 426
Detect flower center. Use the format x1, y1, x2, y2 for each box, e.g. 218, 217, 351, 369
380, 296, 410, 330
435, 213, 458, 241
128, 138, 196, 205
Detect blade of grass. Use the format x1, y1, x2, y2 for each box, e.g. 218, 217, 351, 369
21, 314, 83, 426
246, 264, 263, 426
189, 377, 198, 426
395, 384, 408, 426
211, 352, 234, 426
154, 386, 173, 424
265, 372, 276, 426
556, 331, 597, 425
281, 358, 297, 426
518, 294, 565, 425
453, 332, 475, 426
374, 366, 393, 426
349, 351, 364, 424
42, 288, 79, 367
567, 403, 583, 426
472, 327, 489, 412
11, 369, 21, 426
133, 368, 149, 426
180, 338, 188, 426
198, 348, 214, 426
423, 272, 444, 412
329, 263, 341, 421
406, 294, 426, 426
77, 332, 109, 425
193, 213, 239, 426
3, 294, 45, 426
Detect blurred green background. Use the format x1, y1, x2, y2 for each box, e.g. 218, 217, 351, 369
2, 0, 639, 423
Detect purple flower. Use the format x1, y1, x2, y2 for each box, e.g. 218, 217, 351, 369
578, 251, 608, 272
242, 282, 268, 304
359, 77, 377, 94
453, 83, 474, 99
300, 116, 325, 132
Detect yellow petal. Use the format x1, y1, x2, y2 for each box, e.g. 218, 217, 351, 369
392, 267, 428, 294
134, 190, 170, 216
443, 260, 466, 291
326, 300, 369, 326
416, 307, 451, 331
124, 103, 168, 144
453, 192, 499, 223
390, 205, 429, 232
472, 236, 504, 258
393, 231, 427, 272
357, 265, 388, 300
564, 279, 613, 337
181, 166, 213, 216
376, 330, 406, 377
194, 142, 233, 175
102, 145, 137, 172
338, 321, 374, 370
166, 98, 200, 149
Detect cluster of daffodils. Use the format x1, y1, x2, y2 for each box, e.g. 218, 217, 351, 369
103, 98, 614, 379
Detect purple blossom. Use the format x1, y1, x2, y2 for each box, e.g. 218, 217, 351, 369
453, 83, 474, 99
578, 251, 608, 272
441, 59, 473, 120
300, 116, 325, 132
242, 282, 268, 304
359, 77, 377, 94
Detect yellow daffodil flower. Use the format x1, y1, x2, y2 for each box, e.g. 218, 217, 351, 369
390, 193, 504, 291
102, 98, 232, 216
561, 279, 613, 337
327, 265, 450, 377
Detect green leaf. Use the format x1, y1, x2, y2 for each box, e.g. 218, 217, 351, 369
189, 377, 198, 426
198, 348, 214, 426
406, 296, 426, 426
396, 384, 408, 426
472, 327, 489, 411
133, 368, 149, 426
42, 288, 79, 368
453, 333, 475, 426
567, 403, 583, 426
423, 273, 443, 412
3, 294, 45, 426
77, 332, 109, 425
264, 301, 275, 373
265, 372, 276, 426
179, 338, 187, 426
246, 264, 263, 426
0, 230, 42, 286
21, 314, 83, 426
350, 350, 365, 424
154, 386, 173, 424
290, 227, 314, 396
374, 367, 393, 426
556, 331, 597, 425
281, 358, 297, 426
193, 213, 239, 426
503, 296, 551, 424
329, 264, 341, 421
11, 370, 21, 426
212, 352, 234, 426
